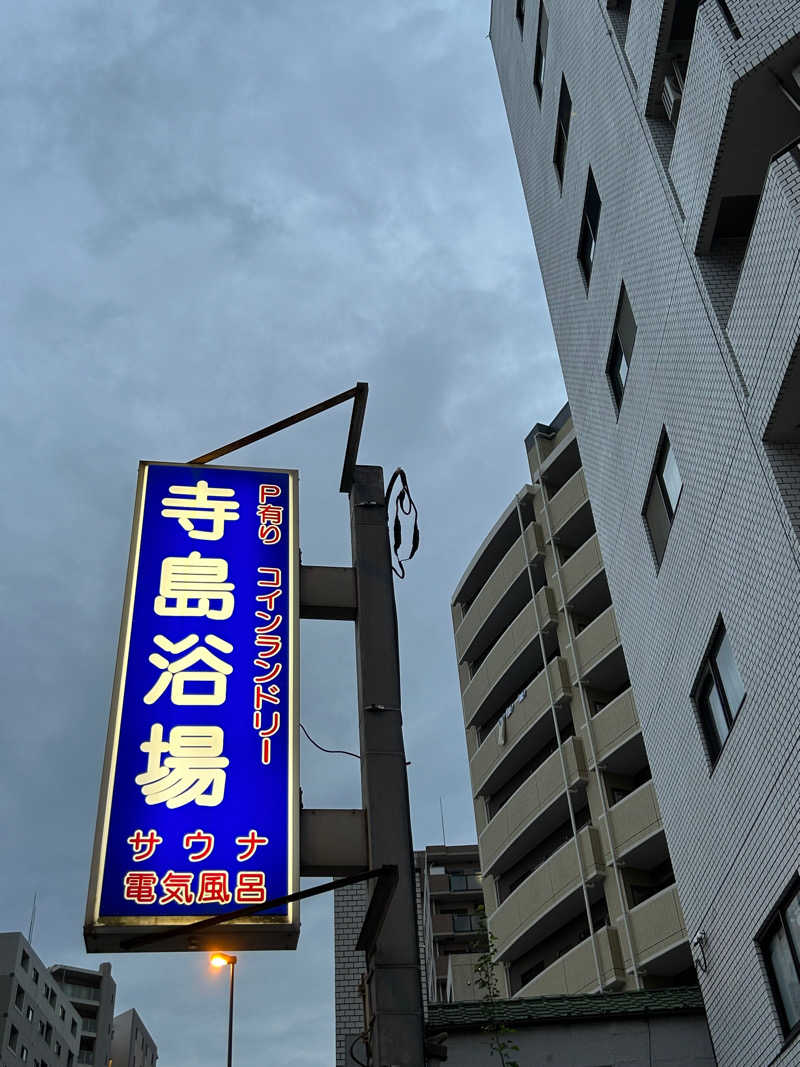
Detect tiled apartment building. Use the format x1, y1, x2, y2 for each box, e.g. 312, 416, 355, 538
452, 407, 693, 1000
490, 0, 800, 1062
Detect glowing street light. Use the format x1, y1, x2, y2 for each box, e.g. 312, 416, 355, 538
210, 952, 237, 1067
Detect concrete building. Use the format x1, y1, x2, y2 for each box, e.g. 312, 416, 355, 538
0, 932, 81, 1067
426, 987, 714, 1066
109, 1009, 157, 1067
49, 965, 115, 1067
416, 845, 488, 1004
452, 408, 694, 1001
489, 0, 800, 1063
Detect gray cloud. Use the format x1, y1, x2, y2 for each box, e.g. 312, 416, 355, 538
0, 1, 563, 1061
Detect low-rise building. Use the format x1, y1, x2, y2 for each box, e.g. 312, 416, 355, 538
109, 1009, 157, 1067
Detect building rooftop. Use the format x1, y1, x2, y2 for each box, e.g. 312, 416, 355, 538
427, 986, 706, 1032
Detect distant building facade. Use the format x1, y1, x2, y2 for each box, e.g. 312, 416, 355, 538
490, 0, 800, 1061
0, 932, 81, 1067
109, 1009, 157, 1067
334, 843, 489, 1067
452, 407, 694, 998
49, 964, 115, 1067
417, 845, 488, 1004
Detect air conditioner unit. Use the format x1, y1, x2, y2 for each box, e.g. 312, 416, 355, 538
662, 73, 682, 126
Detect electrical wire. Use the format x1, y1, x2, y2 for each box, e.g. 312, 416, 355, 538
385, 467, 420, 579
300, 721, 360, 760
348, 1032, 370, 1067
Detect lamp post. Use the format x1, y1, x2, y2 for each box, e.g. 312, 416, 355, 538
210, 952, 237, 1067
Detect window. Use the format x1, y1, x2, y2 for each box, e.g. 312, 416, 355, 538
694, 620, 745, 761
59, 1007, 65, 1021
533, 2, 549, 98
70, 1022, 77, 1037
55, 1043, 61, 1057
32, 969, 39, 986
578, 169, 601, 285
67, 1055, 74, 1067
43, 984, 50, 1000
9, 1026, 19, 1052
643, 428, 682, 565
26, 1007, 34, 1023
21, 1046, 29, 1063
516, 0, 525, 32
553, 77, 572, 185
15, 984, 25, 1012
20, 951, 30, 972
761, 881, 800, 1039
607, 283, 637, 409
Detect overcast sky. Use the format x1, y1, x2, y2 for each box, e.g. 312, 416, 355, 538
0, 2, 565, 1062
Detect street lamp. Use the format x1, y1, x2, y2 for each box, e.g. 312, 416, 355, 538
210, 952, 237, 1067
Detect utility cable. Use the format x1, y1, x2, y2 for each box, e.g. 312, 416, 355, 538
385, 467, 420, 578
300, 722, 360, 759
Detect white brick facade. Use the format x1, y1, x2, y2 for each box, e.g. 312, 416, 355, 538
490, 0, 800, 1063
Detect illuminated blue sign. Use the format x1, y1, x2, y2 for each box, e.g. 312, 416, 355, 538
85, 462, 299, 952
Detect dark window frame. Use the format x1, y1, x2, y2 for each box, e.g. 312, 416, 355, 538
642, 427, 682, 567
606, 283, 637, 412
692, 618, 746, 766
577, 168, 602, 286
553, 76, 572, 187
758, 878, 800, 1044
533, 2, 549, 100
516, 0, 526, 33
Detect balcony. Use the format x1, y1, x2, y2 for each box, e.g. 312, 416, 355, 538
59, 984, 100, 1004
626, 884, 688, 972
461, 599, 545, 728
454, 523, 544, 662
728, 143, 800, 392
432, 913, 484, 936
571, 606, 621, 682
605, 781, 661, 861
589, 687, 639, 765
427, 873, 482, 896
470, 657, 571, 795
480, 735, 588, 876
547, 468, 588, 535
491, 825, 604, 962
559, 533, 604, 605
515, 924, 625, 997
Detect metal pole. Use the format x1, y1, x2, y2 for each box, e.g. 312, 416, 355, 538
349, 464, 425, 1065
227, 960, 235, 1067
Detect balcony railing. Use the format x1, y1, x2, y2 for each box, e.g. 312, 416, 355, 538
60, 984, 100, 1003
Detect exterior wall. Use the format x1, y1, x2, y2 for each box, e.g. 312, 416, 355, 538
452, 412, 692, 1000
438, 1013, 715, 1067
0, 933, 80, 1067
334, 881, 368, 1067
490, 0, 800, 1062
50, 963, 115, 1067
109, 1009, 157, 1067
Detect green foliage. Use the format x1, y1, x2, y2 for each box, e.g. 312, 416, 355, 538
472, 907, 520, 1067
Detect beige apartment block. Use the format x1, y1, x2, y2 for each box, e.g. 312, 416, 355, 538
452, 405, 695, 999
